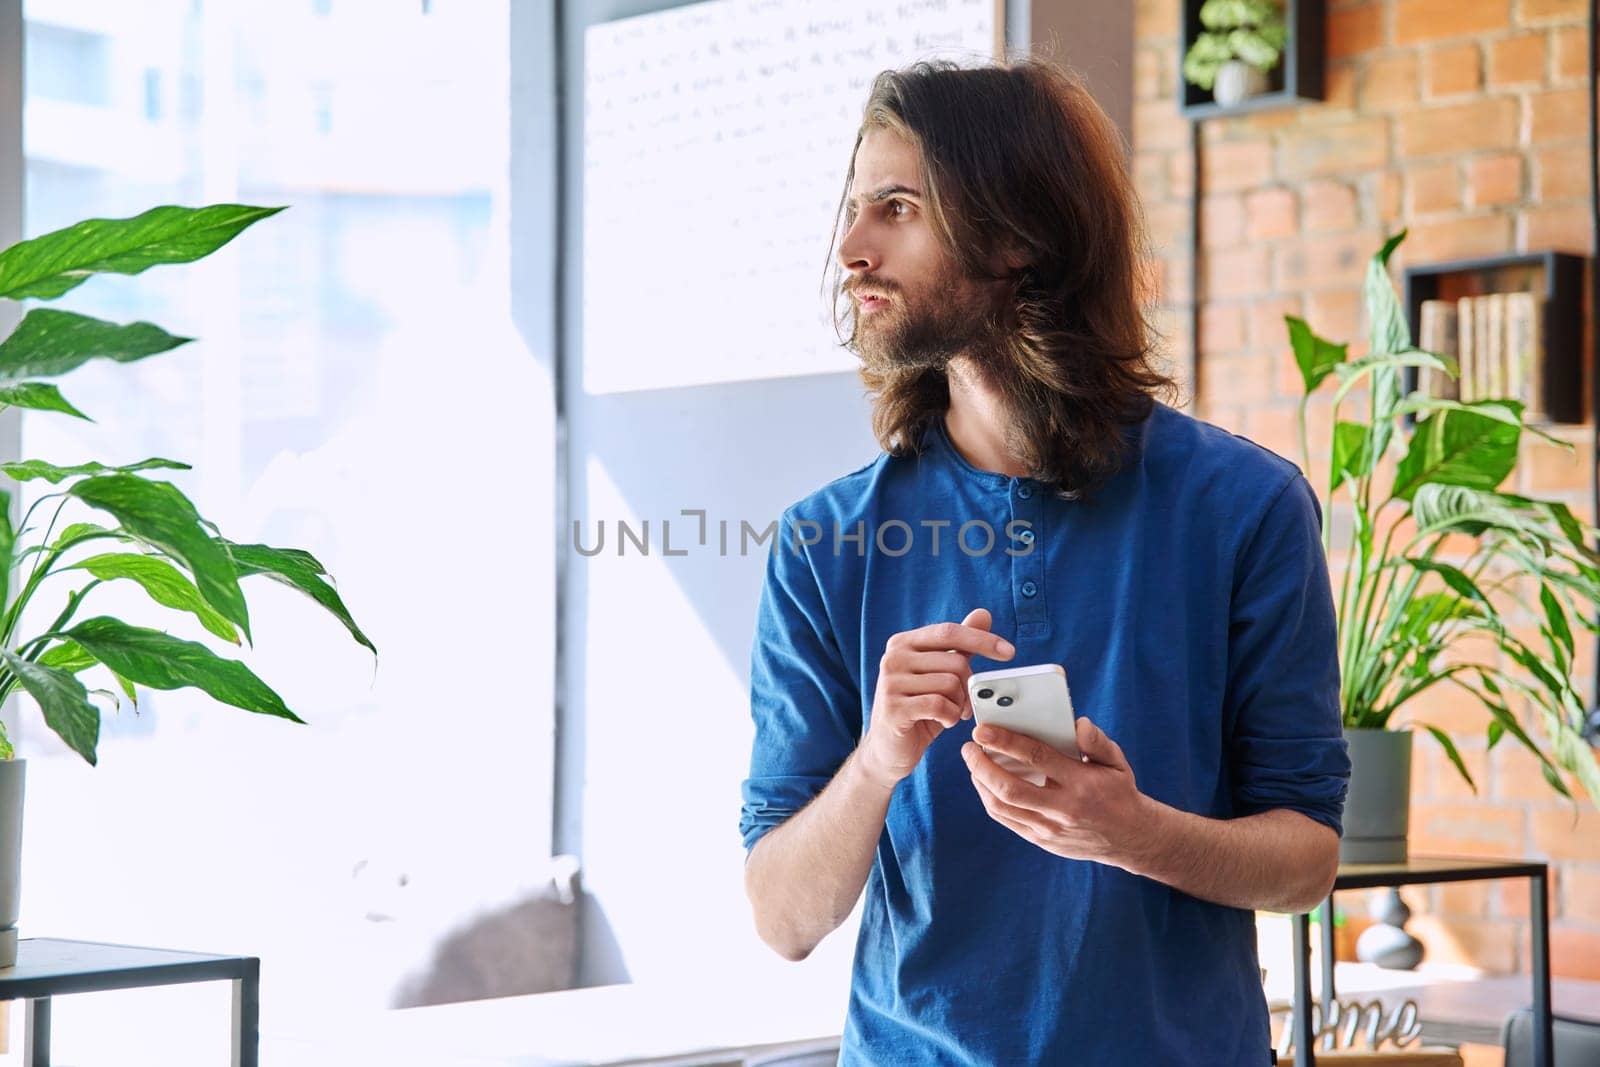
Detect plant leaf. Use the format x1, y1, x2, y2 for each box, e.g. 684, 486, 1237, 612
67, 476, 249, 641
0, 308, 190, 382
1285, 315, 1348, 393
225, 541, 375, 655
1331, 421, 1374, 491
1392, 403, 1521, 501
38, 639, 97, 673
1539, 583, 1575, 662
1421, 723, 1476, 794
1363, 229, 1410, 460
1, 649, 99, 764
0, 487, 12, 610
66, 553, 240, 644
0, 382, 90, 420
0, 204, 286, 302
63, 616, 300, 723
1, 458, 191, 485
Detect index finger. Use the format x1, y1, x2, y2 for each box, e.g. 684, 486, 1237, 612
907, 621, 1014, 660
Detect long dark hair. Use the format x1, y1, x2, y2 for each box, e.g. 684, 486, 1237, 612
825, 57, 1181, 503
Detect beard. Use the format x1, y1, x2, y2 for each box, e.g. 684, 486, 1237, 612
849, 265, 1008, 377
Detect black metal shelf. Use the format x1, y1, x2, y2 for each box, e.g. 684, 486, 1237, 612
1401, 250, 1589, 426
1179, 0, 1326, 119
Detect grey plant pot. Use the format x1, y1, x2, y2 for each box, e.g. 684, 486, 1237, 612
0, 758, 22, 967
1213, 60, 1269, 107
1341, 728, 1411, 865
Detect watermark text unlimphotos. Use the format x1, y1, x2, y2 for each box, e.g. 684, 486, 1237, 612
571, 509, 1035, 558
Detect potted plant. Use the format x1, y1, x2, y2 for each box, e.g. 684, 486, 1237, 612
1284, 230, 1600, 863
1182, 0, 1290, 107
0, 204, 376, 965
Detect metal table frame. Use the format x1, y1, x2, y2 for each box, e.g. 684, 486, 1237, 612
1290, 857, 1551, 1067
0, 937, 259, 1066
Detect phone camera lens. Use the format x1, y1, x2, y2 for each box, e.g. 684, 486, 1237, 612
996, 695, 1014, 707
976, 688, 994, 700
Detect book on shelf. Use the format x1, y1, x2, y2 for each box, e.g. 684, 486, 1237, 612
1505, 290, 1545, 422
1474, 294, 1493, 401
1417, 299, 1460, 402
1456, 296, 1476, 402
1484, 292, 1507, 399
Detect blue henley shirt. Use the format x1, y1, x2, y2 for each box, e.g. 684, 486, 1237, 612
740, 400, 1350, 1065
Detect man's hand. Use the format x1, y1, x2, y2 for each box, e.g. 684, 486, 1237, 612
961, 716, 1152, 867
857, 608, 1015, 790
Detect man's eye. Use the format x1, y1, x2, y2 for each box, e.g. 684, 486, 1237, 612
889, 200, 909, 217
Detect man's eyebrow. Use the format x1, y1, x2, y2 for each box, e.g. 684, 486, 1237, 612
846, 183, 923, 207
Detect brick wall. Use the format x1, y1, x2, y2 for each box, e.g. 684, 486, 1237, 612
1131, 0, 1599, 980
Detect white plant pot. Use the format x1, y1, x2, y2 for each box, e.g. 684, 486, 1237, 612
1213, 60, 1270, 107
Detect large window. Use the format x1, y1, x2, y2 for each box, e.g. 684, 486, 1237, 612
16, 1, 552, 1060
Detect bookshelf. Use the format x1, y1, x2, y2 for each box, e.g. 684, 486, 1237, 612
1401, 251, 1589, 426
1179, 0, 1326, 119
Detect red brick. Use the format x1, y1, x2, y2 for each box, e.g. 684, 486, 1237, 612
1407, 161, 1462, 214
1201, 352, 1276, 406
1200, 302, 1247, 352
1135, 45, 1168, 102
1168, 148, 1195, 198
1282, 119, 1390, 177
1530, 87, 1590, 142
1377, 169, 1405, 219
1135, 0, 1178, 37
1363, 52, 1422, 109
1246, 187, 1298, 240
1278, 232, 1379, 289
1498, 866, 1559, 918
1248, 294, 1305, 351
1330, 3, 1386, 58
1549, 926, 1600, 980
1134, 152, 1168, 201
1532, 807, 1600, 860
1403, 214, 1516, 263
1553, 26, 1587, 81
1489, 32, 1549, 87
1397, 0, 1512, 44
1408, 913, 1520, 971
1467, 153, 1524, 206
1134, 99, 1188, 153
1203, 245, 1272, 299
1144, 200, 1191, 250
1243, 403, 1302, 458
1326, 62, 1360, 111
1523, 202, 1592, 252
1494, 740, 1581, 802
1519, 0, 1586, 21
1302, 179, 1360, 232
1200, 194, 1245, 249
1399, 98, 1519, 157
1426, 42, 1485, 96
1437, 879, 1493, 918
1202, 139, 1275, 192
1305, 287, 1364, 342
1565, 866, 1600, 923
1411, 801, 1527, 857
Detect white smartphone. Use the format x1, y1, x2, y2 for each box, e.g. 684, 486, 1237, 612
966, 663, 1080, 786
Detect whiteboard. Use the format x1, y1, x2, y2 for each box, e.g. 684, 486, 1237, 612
582, 0, 1001, 394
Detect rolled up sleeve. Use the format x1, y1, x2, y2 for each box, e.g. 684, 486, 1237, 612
1225, 474, 1351, 835
740, 508, 862, 853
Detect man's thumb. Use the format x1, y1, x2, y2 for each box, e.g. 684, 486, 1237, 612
961, 607, 992, 632
1075, 717, 1123, 766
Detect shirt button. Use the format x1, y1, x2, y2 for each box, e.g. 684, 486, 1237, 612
1017, 529, 1036, 545
1016, 484, 1033, 499
1020, 580, 1038, 597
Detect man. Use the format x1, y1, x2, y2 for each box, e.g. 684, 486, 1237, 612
740, 57, 1350, 1065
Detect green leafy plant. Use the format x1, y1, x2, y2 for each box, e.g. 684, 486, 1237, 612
0, 205, 375, 765
1284, 229, 1600, 809
1182, 0, 1289, 92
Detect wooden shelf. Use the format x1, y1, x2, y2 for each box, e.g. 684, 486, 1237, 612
1401, 251, 1590, 426
1179, 0, 1326, 119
